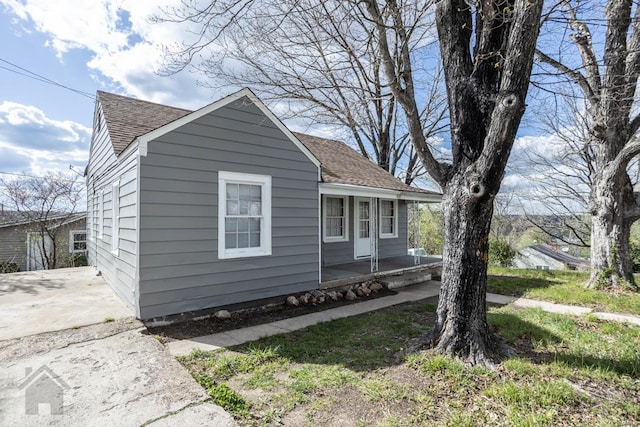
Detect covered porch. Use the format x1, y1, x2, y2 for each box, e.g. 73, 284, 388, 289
320, 255, 442, 289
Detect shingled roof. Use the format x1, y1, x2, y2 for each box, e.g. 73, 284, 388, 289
96, 90, 440, 196
98, 91, 191, 155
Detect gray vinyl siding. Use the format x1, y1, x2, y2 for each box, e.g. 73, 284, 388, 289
0, 225, 28, 270
85, 101, 139, 314
322, 198, 408, 266
0, 219, 86, 272
137, 97, 319, 319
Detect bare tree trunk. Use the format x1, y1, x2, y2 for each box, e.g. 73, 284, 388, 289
587, 180, 636, 288
410, 173, 514, 364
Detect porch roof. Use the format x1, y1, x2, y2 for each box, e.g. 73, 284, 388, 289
295, 133, 441, 202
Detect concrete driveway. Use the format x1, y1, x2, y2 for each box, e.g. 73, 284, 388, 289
0, 267, 132, 340
0, 268, 235, 426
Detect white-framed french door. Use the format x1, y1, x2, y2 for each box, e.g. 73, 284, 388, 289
354, 197, 371, 258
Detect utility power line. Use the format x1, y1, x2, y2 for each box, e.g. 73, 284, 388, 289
0, 57, 95, 100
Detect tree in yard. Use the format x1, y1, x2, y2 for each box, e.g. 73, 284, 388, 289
1, 172, 84, 270
161, 0, 543, 365
536, 0, 640, 289
158, 0, 447, 184
365, 0, 544, 364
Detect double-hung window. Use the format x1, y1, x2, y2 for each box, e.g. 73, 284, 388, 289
218, 171, 272, 259
323, 195, 348, 242
380, 199, 398, 238
69, 230, 87, 253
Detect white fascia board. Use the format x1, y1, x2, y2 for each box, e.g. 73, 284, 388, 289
399, 191, 442, 203
132, 88, 322, 177
320, 183, 401, 199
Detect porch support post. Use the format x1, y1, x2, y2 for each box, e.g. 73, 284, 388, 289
370, 197, 378, 273
413, 201, 421, 266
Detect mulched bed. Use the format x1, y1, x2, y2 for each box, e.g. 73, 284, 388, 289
147, 287, 397, 344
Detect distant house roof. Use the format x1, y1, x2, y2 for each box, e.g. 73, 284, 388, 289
0, 212, 86, 229
96, 91, 440, 197
529, 244, 589, 268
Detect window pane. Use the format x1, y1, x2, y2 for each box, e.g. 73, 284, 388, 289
74, 233, 87, 242
239, 184, 251, 200
250, 185, 261, 201
238, 218, 249, 232
249, 218, 261, 232
360, 220, 369, 238
227, 200, 238, 215
327, 197, 343, 217
250, 201, 262, 215
238, 200, 249, 215
226, 184, 239, 200
382, 218, 393, 234
74, 242, 87, 250
360, 202, 369, 219
381, 200, 393, 216
225, 218, 238, 232
238, 233, 249, 248
327, 218, 343, 237
250, 232, 260, 247
225, 232, 237, 249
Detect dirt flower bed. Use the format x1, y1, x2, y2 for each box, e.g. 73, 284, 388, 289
148, 282, 395, 344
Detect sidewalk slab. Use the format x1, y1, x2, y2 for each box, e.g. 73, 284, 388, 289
592, 312, 640, 326
511, 298, 593, 316
486, 293, 517, 305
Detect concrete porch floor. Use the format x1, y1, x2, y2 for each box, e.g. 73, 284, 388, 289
321, 255, 442, 288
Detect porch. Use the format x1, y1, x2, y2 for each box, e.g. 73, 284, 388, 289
320, 255, 442, 289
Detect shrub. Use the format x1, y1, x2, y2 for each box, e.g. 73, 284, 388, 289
0, 262, 19, 273
489, 239, 517, 267
69, 253, 88, 267
630, 241, 640, 273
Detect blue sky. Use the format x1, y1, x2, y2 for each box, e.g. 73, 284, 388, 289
0, 0, 221, 179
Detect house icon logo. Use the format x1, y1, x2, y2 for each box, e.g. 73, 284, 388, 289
18, 365, 70, 415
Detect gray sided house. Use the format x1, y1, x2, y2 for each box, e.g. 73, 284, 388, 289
0, 213, 87, 272
86, 89, 441, 320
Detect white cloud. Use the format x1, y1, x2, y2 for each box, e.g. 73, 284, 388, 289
0, 101, 90, 175
0, 0, 217, 108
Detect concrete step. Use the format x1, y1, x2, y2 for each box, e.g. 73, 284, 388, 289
379, 271, 432, 289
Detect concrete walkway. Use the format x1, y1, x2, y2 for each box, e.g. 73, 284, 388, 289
169, 282, 640, 357
0, 267, 133, 340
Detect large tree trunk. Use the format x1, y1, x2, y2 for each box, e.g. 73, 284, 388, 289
587, 179, 636, 289
410, 174, 514, 365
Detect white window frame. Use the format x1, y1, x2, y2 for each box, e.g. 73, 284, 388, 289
69, 230, 87, 253
322, 195, 349, 243
87, 195, 93, 242
379, 199, 398, 239
218, 171, 272, 259
111, 181, 120, 255
98, 190, 104, 239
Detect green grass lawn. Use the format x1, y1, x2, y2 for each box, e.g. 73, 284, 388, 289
178, 296, 640, 426
488, 267, 640, 315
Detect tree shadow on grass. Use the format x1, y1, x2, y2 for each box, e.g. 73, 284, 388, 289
490, 311, 639, 379
229, 299, 439, 372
